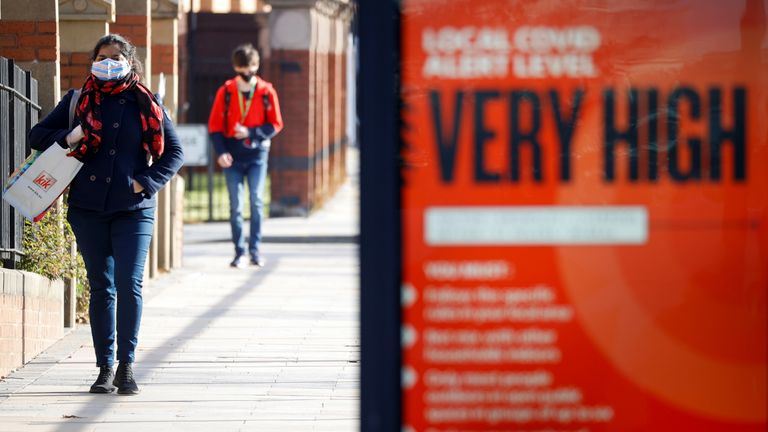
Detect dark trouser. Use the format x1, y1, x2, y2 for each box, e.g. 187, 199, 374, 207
224, 151, 268, 259
68, 207, 155, 367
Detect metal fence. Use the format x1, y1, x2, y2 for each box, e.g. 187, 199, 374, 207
183, 164, 229, 222
182, 163, 255, 223
0, 57, 39, 268
175, 123, 244, 223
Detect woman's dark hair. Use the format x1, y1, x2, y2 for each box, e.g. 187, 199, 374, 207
91, 33, 143, 75
231, 43, 260, 67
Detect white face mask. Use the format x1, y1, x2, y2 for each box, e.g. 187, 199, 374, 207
91, 58, 131, 81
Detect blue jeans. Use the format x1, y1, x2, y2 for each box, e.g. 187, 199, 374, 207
67, 207, 155, 367
224, 152, 268, 258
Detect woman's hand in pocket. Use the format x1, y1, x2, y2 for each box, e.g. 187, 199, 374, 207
132, 179, 145, 194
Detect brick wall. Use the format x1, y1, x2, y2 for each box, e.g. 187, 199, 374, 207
22, 276, 63, 362
268, 48, 349, 216
151, 44, 174, 75
60, 52, 90, 93
0, 20, 57, 62
266, 4, 353, 217
309, 49, 349, 211
269, 49, 313, 216
0, 270, 64, 379
112, 9, 151, 86
0, 272, 24, 378
111, 15, 149, 47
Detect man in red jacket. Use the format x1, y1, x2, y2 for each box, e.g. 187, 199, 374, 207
208, 43, 284, 268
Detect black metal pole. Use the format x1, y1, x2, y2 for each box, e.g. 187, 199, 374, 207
359, 1, 401, 431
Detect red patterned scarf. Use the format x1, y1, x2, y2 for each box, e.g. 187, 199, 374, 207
68, 72, 164, 161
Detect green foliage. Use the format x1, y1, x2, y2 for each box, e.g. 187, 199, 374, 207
19, 202, 89, 318
183, 172, 270, 222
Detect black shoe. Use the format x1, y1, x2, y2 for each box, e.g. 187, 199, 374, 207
250, 255, 265, 267
230, 255, 246, 268
113, 362, 140, 395
89, 366, 116, 393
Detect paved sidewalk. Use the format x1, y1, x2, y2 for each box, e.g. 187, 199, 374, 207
0, 172, 360, 431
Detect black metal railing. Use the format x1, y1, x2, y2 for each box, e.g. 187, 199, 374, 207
0, 56, 40, 268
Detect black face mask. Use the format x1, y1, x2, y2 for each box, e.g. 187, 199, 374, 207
238, 72, 254, 81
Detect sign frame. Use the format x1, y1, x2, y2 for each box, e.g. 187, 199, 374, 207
175, 123, 210, 167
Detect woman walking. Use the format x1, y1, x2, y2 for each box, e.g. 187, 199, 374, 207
29, 34, 184, 395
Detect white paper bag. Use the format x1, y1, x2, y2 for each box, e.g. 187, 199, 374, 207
2, 144, 83, 222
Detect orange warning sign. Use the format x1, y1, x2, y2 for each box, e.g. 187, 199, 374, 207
400, 1, 767, 430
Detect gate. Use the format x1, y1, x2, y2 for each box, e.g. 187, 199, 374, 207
0, 57, 39, 268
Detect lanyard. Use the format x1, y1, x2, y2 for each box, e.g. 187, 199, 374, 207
236, 80, 257, 124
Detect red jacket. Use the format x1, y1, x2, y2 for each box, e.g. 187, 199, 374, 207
208, 76, 283, 159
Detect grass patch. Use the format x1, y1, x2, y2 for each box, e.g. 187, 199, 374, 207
183, 171, 269, 223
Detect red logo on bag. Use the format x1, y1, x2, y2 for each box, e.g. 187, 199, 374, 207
33, 171, 57, 191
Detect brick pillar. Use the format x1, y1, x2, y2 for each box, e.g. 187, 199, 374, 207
170, 176, 185, 269
0, 0, 59, 115
268, 0, 353, 216
334, 9, 353, 186
113, 0, 156, 277
113, 0, 151, 88
151, 1, 181, 274
177, 1, 190, 123
151, 0, 181, 117
315, 12, 331, 209
59, 0, 114, 95
328, 23, 338, 190
338, 40, 349, 184
268, 5, 313, 216
200, 0, 216, 12
330, 16, 346, 188
231, 0, 262, 13
199, 0, 236, 13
